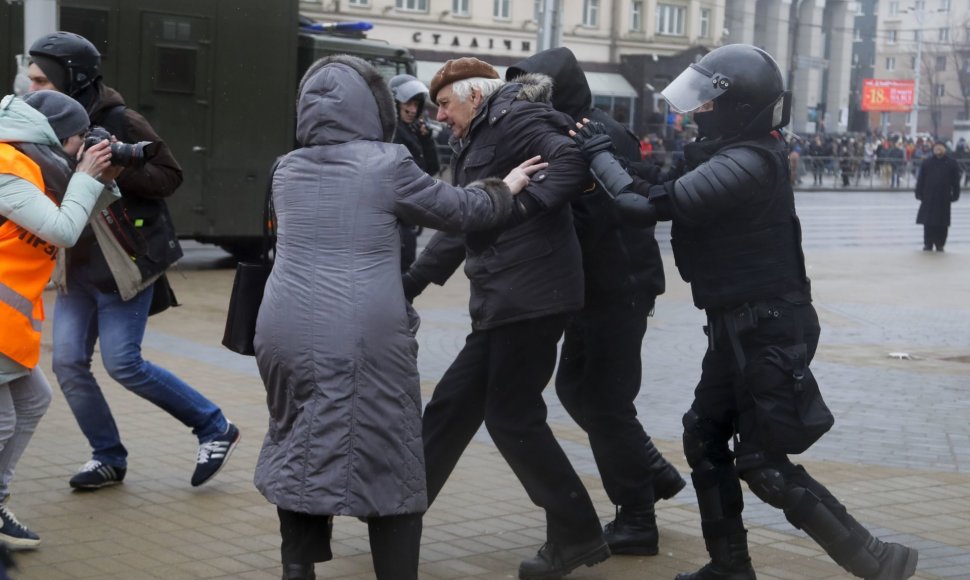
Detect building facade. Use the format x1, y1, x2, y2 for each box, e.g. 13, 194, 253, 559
848, 0, 877, 133
872, 0, 970, 140
300, 0, 725, 136
723, 0, 856, 135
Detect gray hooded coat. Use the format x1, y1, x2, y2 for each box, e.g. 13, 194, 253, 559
253, 56, 515, 517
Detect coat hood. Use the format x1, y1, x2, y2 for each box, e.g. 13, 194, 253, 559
295, 55, 396, 147
507, 47, 591, 119
0, 94, 62, 147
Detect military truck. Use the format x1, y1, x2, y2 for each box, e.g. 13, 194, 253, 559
1, 0, 416, 259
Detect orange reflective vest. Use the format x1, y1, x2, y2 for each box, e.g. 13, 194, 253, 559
0, 142, 59, 369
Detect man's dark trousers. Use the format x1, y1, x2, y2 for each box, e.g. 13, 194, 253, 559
923, 224, 948, 249
555, 293, 655, 507
423, 313, 602, 544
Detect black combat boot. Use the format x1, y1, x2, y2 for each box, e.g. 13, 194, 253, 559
645, 438, 686, 501
518, 536, 610, 580
790, 502, 918, 580
675, 532, 756, 580
603, 503, 659, 556
282, 563, 315, 580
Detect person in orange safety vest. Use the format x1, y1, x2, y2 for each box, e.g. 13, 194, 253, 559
0, 90, 119, 548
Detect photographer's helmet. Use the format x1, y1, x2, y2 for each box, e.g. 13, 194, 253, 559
661, 44, 791, 139
29, 32, 102, 97
389, 74, 429, 113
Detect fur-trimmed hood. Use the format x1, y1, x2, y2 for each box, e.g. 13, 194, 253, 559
295, 54, 396, 146
511, 72, 555, 105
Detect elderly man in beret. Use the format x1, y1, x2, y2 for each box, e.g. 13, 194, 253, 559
403, 57, 608, 578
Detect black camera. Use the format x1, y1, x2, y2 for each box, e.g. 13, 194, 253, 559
83, 126, 154, 168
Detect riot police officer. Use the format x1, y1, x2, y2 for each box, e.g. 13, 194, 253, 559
571, 44, 918, 580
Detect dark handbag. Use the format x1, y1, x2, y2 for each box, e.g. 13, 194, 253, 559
744, 343, 834, 455
221, 160, 279, 355
148, 273, 179, 316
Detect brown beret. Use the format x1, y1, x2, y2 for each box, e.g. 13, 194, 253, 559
429, 57, 499, 102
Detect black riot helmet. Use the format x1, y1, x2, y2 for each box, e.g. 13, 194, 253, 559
29, 32, 102, 97
662, 44, 791, 139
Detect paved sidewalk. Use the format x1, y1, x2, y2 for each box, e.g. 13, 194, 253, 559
7, 199, 969, 579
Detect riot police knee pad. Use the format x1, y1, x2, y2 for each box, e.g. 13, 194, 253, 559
682, 410, 708, 469
741, 465, 789, 509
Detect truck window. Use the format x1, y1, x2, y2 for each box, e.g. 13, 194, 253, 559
154, 46, 197, 94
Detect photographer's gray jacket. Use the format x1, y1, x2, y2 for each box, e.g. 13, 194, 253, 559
253, 56, 515, 517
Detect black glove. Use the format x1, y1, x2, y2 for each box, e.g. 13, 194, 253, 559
402, 271, 429, 303
666, 157, 687, 180
614, 182, 673, 228
571, 121, 614, 161
614, 192, 659, 227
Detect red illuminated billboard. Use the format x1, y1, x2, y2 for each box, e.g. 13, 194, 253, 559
861, 79, 915, 112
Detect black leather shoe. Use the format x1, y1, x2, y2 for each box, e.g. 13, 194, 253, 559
603, 505, 658, 556
282, 563, 315, 580
653, 461, 687, 501
518, 537, 610, 579
674, 562, 757, 580
644, 440, 686, 501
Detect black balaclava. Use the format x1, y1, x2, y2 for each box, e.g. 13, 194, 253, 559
30, 55, 69, 94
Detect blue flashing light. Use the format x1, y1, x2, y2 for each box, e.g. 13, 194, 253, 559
302, 20, 374, 33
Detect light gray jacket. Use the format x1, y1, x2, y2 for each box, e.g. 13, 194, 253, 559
252, 56, 515, 516
0, 95, 118, 381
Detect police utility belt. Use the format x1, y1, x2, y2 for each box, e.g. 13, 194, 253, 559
706, 292, 834, 456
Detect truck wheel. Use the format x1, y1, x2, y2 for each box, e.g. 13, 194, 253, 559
220, 241, 264, 262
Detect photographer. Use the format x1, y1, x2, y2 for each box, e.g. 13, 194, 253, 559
27, 32, 240, 491
389, 74, 440, 271
1, 90, 119, 547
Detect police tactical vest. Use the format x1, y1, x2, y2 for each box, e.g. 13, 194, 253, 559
671, 138, 810, 310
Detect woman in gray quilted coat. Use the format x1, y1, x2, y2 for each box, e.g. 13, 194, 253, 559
252, 55, 543, 580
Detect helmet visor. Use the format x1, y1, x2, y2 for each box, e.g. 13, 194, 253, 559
661, 63, 729, 113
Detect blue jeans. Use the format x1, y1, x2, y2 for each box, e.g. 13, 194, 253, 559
51, 268, 227, 468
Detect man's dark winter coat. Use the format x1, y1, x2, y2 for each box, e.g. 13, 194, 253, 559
916, 153, 961, 227
409, 75, 587, 330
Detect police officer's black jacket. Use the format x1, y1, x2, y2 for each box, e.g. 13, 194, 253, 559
507, 48, 665, 305
645, 133, 810, 310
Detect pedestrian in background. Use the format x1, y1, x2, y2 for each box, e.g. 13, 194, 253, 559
0, 90, 120, 547
27, 32, 240, 490
889, 140, 905, 188
915, 142, 961, 252
252, 55, 541, 580
954, 137, 970, 186
389, 74, 440, 271
505, 46, 685, 558
403, 57, 609, 579
808, 135, 826, 186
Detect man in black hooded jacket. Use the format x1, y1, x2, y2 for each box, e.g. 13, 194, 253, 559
505, 47, 684, 558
